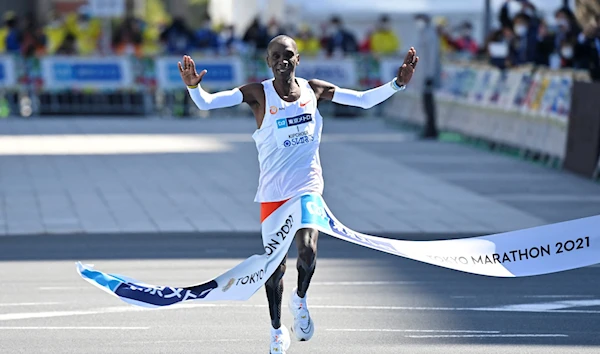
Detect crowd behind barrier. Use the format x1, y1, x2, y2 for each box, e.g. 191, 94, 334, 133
383, 60, 595, 170
1, 50, 599, 179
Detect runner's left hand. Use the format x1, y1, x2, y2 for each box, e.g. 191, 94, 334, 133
396, 47, 419, 86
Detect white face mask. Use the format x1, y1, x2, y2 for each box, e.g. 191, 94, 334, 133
561, 46, 574, 59
416, 20, 426, 29
515, 25, 527, 36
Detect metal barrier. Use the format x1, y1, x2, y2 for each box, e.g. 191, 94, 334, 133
383, 62, 591, 166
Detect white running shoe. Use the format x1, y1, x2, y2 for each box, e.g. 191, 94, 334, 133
270, 325, 291, 354
288, 287, 315, 341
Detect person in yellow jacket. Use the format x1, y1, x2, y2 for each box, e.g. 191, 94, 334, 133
295, 24, 321, 56
370, 15, 400, 56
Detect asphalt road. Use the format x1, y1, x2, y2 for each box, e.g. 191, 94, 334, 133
1, 233, 599, 354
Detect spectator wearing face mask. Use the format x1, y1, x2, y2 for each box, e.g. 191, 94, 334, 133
554, 7, 581, 51
557, 35, 580, 68
511, 13, 538, 65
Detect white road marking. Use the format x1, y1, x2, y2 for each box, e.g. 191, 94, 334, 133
522, 295, 595, 299
406, 334, 568, 338
450, 296, 476, 299
474, 300, 600, 312
0, 302, 61, 307
0, 327, 149, 330
3, 300, 600, 322
124, 339, 262, 344
326, 329, 500, 333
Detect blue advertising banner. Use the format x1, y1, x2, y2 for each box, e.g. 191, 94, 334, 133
40, 56, 133, 90
0, 55, 16, 87
155, 56, 244, 90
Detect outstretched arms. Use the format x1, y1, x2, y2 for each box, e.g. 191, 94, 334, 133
309, 47, 419, 109
179, 55, 261, 110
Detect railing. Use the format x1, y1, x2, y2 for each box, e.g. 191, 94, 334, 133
383, 60, 592, 166
0, 52, 410, 118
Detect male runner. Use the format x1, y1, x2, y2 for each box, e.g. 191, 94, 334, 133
179, 35, 418, 354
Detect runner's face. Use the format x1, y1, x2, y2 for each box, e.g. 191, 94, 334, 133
267, 40, 299, 80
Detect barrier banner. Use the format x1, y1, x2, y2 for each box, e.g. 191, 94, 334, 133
548, 74, 572, 123
155, 56, 244, 90
0, 55, 16, 88
77, 193, 600, 308
295, 58, 358, 88
40, 56, 133, 90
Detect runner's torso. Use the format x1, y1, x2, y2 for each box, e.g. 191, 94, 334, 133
252, 77, 324, 202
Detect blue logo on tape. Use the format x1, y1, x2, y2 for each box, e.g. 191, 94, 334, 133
300, 194, 330, 230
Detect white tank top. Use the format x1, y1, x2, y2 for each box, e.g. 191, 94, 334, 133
252, 77, 324, 202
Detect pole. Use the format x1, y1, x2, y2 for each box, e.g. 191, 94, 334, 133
483, 0, 491, 45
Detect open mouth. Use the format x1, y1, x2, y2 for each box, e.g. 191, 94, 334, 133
277, 67, 290, 74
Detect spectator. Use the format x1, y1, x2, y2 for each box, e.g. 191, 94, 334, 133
218, 25, 246, 55
434, 17, 459, 58
71, 6, 102, 56
554, 7, 581, 47
359, 29, 372, 53
44, 13, 68, 54
535, 20, 556, 67
414, 13, 441, 139
266, 18, 285, 40
296, 25, 321, 56
55, 32, 77, 55
326, 16, 358, 57
579, 14, 600, 81
243, 17, 269, 53
160, 17, 196, 55
20, 13, 46, 57
370, 15, 399, 57
486, 25, 517, 69
195, 15, 219, 54
511, 13, 538, 65
113, 16, 144, 56
557, 34, 581, 68
455, 21, 479, 58
2, 11, 22, 54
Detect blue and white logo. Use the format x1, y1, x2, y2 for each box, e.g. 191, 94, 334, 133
276, 114, 312, 129
301, 194, 331, 230
277, 119, 288, 128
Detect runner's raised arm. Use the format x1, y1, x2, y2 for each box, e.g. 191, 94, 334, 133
308, 47, 419, 108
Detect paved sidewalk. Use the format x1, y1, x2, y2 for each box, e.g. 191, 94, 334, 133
0, 116, 598, 236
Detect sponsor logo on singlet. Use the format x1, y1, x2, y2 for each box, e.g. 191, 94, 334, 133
276, 114, 313, 129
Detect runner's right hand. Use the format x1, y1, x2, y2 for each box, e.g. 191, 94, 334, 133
178, 55, 207, 87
